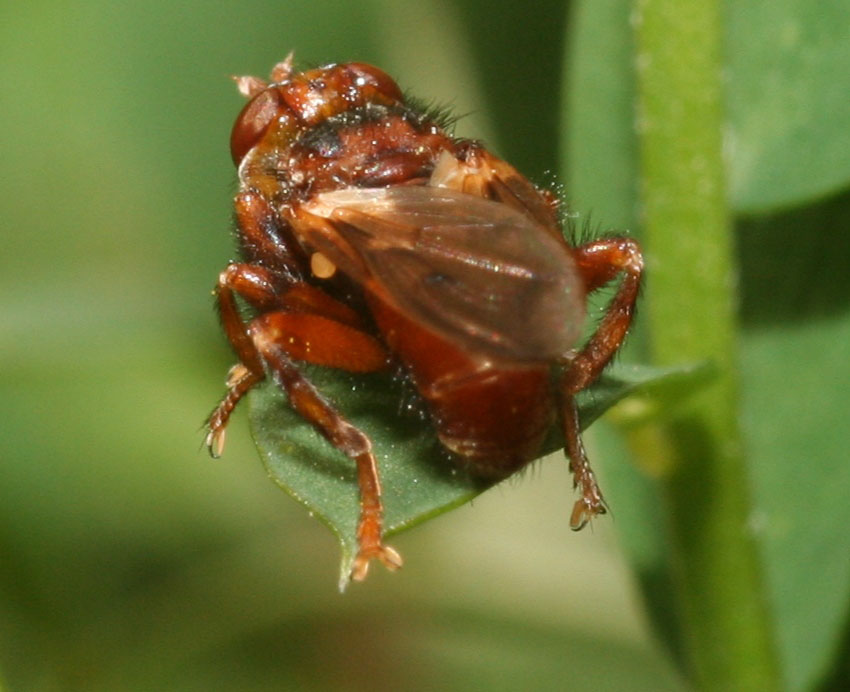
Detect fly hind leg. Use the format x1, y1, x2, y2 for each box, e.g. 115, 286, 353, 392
205, 261, 288, 457
250, 327, 401, 581
208, 276, 400, 580
561, 236, 643, 529
206, 188, 303, 456
208, 188, 399, 580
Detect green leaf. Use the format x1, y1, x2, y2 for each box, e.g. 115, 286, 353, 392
565, 1, 850, 689
738, 191, 850, 691
247, 361, 702, 587
726, 1, 850, 213
561, 0, 639, 232
565, 0, 850, 219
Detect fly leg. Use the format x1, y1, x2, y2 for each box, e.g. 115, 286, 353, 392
206, 190, 401, 580
561, 236, 643, 529
208, 268, 400, 579
205, 261, 287, 457
207, 187, 357, 455
208, 263, 399, 580
206, 189, 304, 455
250, 326, 400, 581
207, 187, 398, 578
206, 260, 390, 455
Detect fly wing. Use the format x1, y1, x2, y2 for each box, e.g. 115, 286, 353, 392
303, 186, 586, 361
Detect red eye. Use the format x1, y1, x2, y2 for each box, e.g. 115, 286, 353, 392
230, 88, 285, 165
345, 63, 403, 102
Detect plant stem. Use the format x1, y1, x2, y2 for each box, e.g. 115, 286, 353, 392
632, 0, 781, 688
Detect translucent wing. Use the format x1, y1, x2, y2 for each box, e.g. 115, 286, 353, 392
303, 186, 586, 361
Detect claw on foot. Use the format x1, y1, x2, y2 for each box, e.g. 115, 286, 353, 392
205, 425, 226, 458
350, 543, 403, 582
206, 361, 261, 459
570, 495, 607, 531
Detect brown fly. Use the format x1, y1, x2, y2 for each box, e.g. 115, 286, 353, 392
206, 56, 643, 581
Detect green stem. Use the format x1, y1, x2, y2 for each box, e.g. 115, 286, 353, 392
632, 1, 781, 688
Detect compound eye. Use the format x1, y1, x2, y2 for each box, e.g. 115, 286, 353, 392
230, 88, 284, 164
345, 63, 404, 102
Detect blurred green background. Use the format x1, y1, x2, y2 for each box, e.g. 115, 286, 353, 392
2, 1, 849, 690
